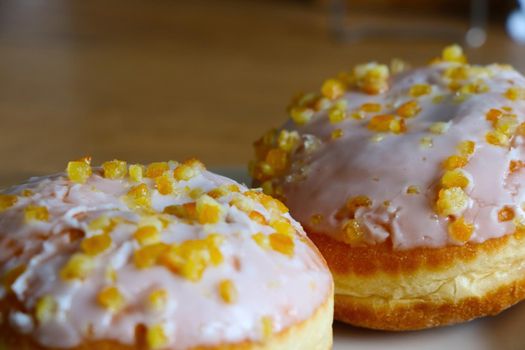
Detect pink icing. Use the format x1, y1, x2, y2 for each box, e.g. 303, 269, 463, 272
276, 63, 525, 249
0, 165, 332, 349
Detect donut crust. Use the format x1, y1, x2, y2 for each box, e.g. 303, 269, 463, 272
308, 230, 525, 330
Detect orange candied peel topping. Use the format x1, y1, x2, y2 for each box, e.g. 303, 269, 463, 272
498, 206, 515, 222
159, 234, 224, 281
441, 44, 467, 64
102, 160, 128, 179
428, 122, 450, 134
133, 243, 169, 269
173, 159, 205, 181
353, 62, 390, 95
59, 253, 94, 281
126, 183, 151, 209
341, 219, 364, 244
331, 129, 344, 140
504, 87, 525, 101
133, 226, 160, 246
396, 100, 421, 118
249, 210, 267, 225
129, 164, 144, 182
360, 102, 382, 113
409, 84, 432, 97
81, 233, 112, 256
24, 205, 49, 222
268, 233, 295, 257
155, 175, 174, 195
448, 216, 474, 242
145, 162, 169, 179
97, 286, 125, 312
218, 279, 238, 304
147, 324, 168, 350
441, 169, 470, 189
435, 187, 469, 217
148, 289, 168, 311
321, 78, 346, 100
510, 160, 525, 173
67, 157, 92, 184
442, 155, 468, 170
368, 114, 406, 134
196, 195, 223, 225
406, 185, 420, 194
0, 194, 18, 212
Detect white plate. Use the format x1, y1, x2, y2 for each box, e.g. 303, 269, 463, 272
215, 166, 525, 350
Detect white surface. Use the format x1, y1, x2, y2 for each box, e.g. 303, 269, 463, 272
216, 166, 525, 350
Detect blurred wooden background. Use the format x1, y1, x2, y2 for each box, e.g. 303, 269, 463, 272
0, 0, 524, 187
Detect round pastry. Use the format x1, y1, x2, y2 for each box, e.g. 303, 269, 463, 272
0, 158, 333, 349
250, 45, 525, 330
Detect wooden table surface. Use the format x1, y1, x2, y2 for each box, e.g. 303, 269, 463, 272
1, 0, 524, 187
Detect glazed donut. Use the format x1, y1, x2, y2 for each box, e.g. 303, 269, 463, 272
0, 158, 333, 349
251, 45, 525, 330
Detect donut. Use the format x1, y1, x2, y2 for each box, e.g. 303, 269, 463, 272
250, 45, 525, 330
0, 158, 333, 349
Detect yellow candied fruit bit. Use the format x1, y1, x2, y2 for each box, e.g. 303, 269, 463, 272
504, 87, 525, 101
290, 106, 314, 125
148, 289, 168, 311
133, 226, 160, 246
351, 110, 365, 120
249, 210, 267, 225
428, 121, 450, 134
409, 84, 432, 97
270, 218, 295, 236
331, 129, 344, 140
516, 122, 525, 137
265, 148, 288, 173
173, 159, 204, 181
396, 100, 421, 118
261, 316, 274, 341
328, 108, 346, 124
155, 175, 173, 195
441, 169, 470, 189
0, 194, 18, 212
269, 233, 294, 257
498, 206, 515, 222
433, 95, 446, 104
420, 136, 433, 149
2, 264, 26, 291
277, 130, 300, 152
88, 215, 111, 232
457, 140, 476, 157
485, 130, 509, 147
133, 243, 168, 269
354, 62, 390, 95
98, 286, 125, 312
126, 183, 151, 209
81, 234, 112, 256
105, 267, 117, 283
321, 78, 346, 100
442, 155, 468, 170
196, 195, 223, 225
24, 205, 49, 222
159, 235, 224, 281
495, 114, 518, 136
66, 158, 92, 184
448, 217, 474, 242
368, 115, 406, 134
406, 185, 420, 194
218, 279, 238, 304
510, 160, 524, 173
341, 219, 364, 244
245, 191, 289, 214
442, 44, 467, 63
311, 213, 323, 225
484, 108, 501, 123
360, 102, 382, 113
35, 295, 57, 324
390, 58, 408, 75
252, 232, 270, 249
370, 134, 385, 143
145, 162, 169, 178
459, 80, 489, 94
436, 187, 469, 216
21, 189, 33, 197
147, 324, 168, 350
163, 203, 197, 221
129, 164, 144, 182
346, 195, 372, 217
60, 254, 94, 281
102, 160, 127, 179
